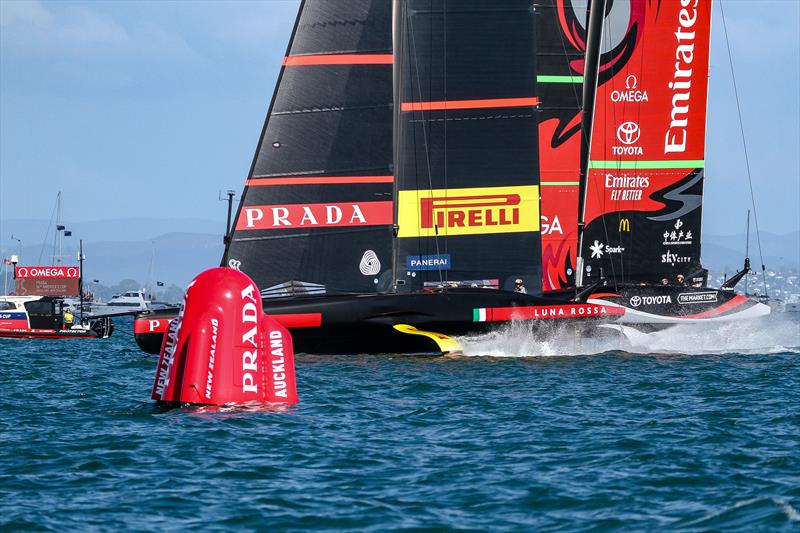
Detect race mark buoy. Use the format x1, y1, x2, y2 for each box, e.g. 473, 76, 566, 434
151, 267, 298, 406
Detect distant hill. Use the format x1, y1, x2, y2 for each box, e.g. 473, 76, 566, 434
702, 230, 800, 276
0, 217, 222, 246
0, 218, 224, 288
1, 218, 797, 288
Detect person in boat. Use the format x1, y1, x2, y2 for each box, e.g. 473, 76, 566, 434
514, 279, 527, 294
676, 274, 687, 286
63, 306, 74, 329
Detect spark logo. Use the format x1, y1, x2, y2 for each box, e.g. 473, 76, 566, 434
397, 186, 539, 238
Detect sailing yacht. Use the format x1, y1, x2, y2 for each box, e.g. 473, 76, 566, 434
134, 0, 768, 355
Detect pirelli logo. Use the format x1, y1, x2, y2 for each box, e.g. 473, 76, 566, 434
397, 185, 539, 238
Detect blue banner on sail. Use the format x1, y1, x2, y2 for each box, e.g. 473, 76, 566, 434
407, 254, 451, 271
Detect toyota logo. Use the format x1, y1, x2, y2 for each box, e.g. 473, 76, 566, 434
629, 295, 642, 308
616, 121, 640, 145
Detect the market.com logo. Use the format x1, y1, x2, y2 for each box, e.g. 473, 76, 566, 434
678, 292, 718, 305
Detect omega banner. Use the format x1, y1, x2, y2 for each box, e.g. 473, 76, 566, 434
14, 266, 80, 297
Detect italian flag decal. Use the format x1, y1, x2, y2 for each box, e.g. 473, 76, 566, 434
473, 304, 623, 323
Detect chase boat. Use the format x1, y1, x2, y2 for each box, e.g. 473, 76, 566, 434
0, 296, 113, 340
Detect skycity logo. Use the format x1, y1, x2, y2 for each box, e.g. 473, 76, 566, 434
397, 186, 539, 237
661, 250, 691, 265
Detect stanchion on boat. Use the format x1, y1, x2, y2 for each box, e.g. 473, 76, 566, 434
151, 267, 298, 407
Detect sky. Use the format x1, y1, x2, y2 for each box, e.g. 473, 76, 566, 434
1, 0, 798, 239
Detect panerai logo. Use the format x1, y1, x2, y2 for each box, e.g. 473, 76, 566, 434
664, 0, 700, 154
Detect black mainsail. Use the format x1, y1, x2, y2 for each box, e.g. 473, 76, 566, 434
393, 0, 542, 293
223, 0, 395, 298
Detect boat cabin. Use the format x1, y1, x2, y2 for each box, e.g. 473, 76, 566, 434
0, 296, 76, 331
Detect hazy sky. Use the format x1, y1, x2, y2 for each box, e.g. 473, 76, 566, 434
1, 0, 798, 237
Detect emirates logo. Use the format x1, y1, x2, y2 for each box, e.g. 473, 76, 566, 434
616, 121, 641, 145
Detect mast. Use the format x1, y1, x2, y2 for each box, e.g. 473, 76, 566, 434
53, 191, 62, 265
744, 209, 751, 294
224, 190, 235, 245
391, 0, 404, 291
574, 0, 606, 289
79, 239, 84, 320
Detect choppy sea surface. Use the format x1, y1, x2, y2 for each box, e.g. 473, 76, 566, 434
1, 315, 799, 532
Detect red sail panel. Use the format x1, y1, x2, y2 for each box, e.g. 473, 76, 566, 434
540, 118, 580, 291
582, 0, 711, 283
536, 1, 586, 291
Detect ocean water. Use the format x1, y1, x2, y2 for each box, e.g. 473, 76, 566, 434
1, 316, 799, 532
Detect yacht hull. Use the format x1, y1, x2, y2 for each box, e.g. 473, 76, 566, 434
134, 289, 621, 355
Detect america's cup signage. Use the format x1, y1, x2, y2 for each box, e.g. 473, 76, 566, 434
15, 266, 80, 278
13, 265, 81, 296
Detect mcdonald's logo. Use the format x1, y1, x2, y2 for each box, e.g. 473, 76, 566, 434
619, 218, 631, 232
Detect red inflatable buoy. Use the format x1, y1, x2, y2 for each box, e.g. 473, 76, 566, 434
151, 267, 298, 406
